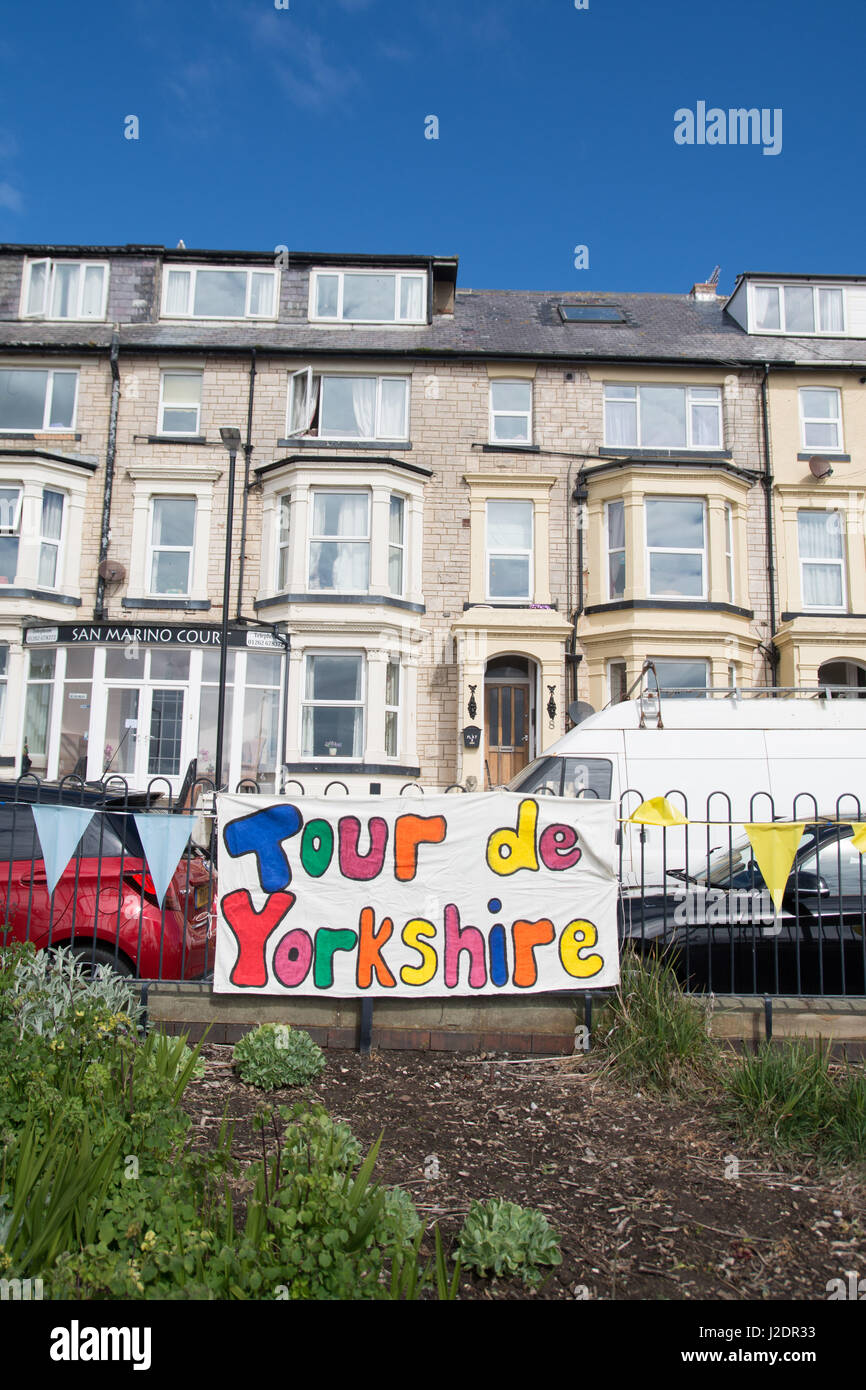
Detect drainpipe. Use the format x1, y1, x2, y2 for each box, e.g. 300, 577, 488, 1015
760, 365, 779, 683
94, 333, 120, 621
235, 348, 257, 620
570, 468, 588, 707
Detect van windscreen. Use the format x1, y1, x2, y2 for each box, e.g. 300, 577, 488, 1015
506, 757, 612, 799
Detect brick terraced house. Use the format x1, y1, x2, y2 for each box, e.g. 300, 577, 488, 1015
0, 245, 865, 796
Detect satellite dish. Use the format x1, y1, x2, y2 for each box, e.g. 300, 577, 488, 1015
567, 701, 595, 726
808, 455, 833, 479
98, 559, 126, 583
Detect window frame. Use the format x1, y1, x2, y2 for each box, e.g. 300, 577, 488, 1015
603, 383, 723, 451
388, 494, 406, 598
724, 502, 735, 602
797, 508, 847, 613
275, 493, 291, 591
287, 370, 410, 442
644, 496, 707, 601
301, 651, 366, 760
605, 499, 625, 600
646, 657, 710, 695
485, 498, 534, 602
147, 496, 197, 598
489, 380, 533, 445
160, 264, 279, 320
749, 281, 847, 336
384, 657, 400, 758
308, 268, 427, 324
799, 387, 844, 453
0, 367, 78, 433
21, 259, 109, 321
158, 370, 203, 436
37, 488, 66, 590
307, 488, 371, 594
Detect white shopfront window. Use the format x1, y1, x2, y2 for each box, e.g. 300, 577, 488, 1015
20, 630, 286, 793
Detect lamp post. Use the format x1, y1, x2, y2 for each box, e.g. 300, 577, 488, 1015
215, 427, 241, 793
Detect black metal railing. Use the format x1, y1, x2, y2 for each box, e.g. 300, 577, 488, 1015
617, 788, 866, 997
3, 775, 864, 997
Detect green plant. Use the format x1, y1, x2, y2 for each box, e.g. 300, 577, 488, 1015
233, 1024, 325, 1090
6, 945, 143, 1042
721, 1042, 866, 1165
456, 1198, 561, 1287
278, 1103, 361, 1171
602, 948, 716, 1093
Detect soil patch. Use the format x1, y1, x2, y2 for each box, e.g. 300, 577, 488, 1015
182, 1045, 866, 1300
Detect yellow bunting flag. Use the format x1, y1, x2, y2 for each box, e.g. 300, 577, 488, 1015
743, 822, 806, 912
628, 797, 689, 828
845, 823, 866, 854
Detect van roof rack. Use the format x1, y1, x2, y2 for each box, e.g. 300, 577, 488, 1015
643, 685, 864, 700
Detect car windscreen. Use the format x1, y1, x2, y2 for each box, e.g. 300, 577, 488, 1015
692, 825, 824, 887
0, 803, 129, 862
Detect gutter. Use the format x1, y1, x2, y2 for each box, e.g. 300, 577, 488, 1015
94, 332, 120, 621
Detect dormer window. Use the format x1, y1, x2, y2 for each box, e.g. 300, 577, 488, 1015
162, 265, 278, 319
22, 260, 108, 320
309, 268, 426, 324
751, 282, 845, 335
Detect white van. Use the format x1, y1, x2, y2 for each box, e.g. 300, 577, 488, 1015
506, 687, 866, 890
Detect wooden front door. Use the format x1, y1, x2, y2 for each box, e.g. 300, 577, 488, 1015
485, 682, 530, 786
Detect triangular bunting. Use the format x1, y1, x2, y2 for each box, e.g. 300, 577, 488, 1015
743, 822, 806, 912
628, 796, 689, 828
133, 814, 198, 908
31, 805, 96, 894
845, 823, 866, 854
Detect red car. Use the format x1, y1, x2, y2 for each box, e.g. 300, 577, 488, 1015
0, 783, 216, 979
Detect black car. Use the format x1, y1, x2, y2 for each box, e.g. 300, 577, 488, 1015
620, 819, 866, 995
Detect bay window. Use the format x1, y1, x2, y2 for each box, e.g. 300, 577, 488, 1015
276, 495, 291, 590
162, 265, 277, 319
0, 485, 65, 588
38, 490, 64, 587
310, 268, 426, 323
288, 370, 409, 441
385, 658, 400, 757
302, 653, 364, 758
0, 487, 21, 583
647, 659, 709, 695
800, 388, 843, 452
606, 500, 625, 599
645, 498, 706, 598
23, 260, 108, 320
604, 384, 722, 449
798, 510, 846, 611
0, 368, 77, 432
388, 495, 405, 595
308, 491, 370, 592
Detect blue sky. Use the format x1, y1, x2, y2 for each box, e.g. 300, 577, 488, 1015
0, 0, 863, 296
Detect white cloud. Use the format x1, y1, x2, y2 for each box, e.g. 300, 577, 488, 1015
0, 182, 23, 213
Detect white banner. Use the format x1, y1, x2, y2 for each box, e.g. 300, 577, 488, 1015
214, 792, 619, 997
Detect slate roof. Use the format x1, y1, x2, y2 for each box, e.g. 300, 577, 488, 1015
1, 245, 865, 366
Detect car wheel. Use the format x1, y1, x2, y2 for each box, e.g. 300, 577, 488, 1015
65, 945, 134, 979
